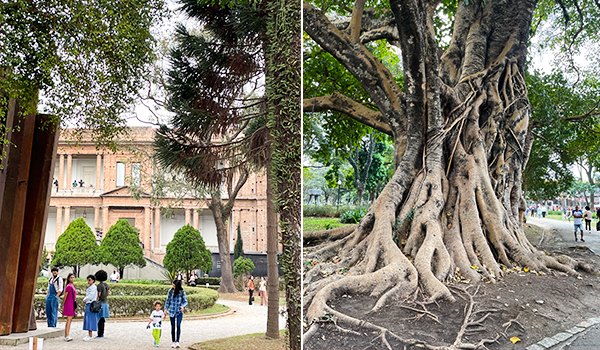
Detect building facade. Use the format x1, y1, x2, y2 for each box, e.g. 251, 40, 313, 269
45, 127, 269, 266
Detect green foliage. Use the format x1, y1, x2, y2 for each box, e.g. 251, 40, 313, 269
0, 0, 166, 146
51, 218, 98, 275
340, 208, 368, 224
233, 257, 255, 277
100, 219, 146, 276
234, 223, 244, 260
39, 247, 49, 275
163, 225, 213, 276
34, 286, 218, 318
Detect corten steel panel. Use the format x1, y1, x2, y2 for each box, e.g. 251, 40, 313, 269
12, 114, 59, 333
0, 105, 37, 335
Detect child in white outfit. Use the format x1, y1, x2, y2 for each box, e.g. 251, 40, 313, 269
147, 300, 165, 347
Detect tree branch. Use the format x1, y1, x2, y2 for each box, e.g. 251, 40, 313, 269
349, 0, 367, 43
531, 131, 568, 153
303, 93, 393, 135
562, 99, 600, 122
304, 2, 406, 137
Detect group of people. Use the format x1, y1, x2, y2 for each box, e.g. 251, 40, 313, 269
247, 276, 268, 306
45, 268, 188, 348
570, 205, 599, 242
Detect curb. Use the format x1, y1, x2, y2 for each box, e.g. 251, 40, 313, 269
525, 317, 600, 350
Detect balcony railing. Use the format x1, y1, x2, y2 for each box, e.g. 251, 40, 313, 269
51, 186, 98, 196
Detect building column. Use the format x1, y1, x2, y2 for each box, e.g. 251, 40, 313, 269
185, 208, 191, 225
94, 207, 100, 230
144, 207, 152, 253
96, 154, 102, 191
66, 154, 72, 191
102, 206, 109, 238
55, 206, 63, 243
58, 155, 64, 191
64, 206, 70, 228
193, 209, 199, 230
154, 208, 161, 250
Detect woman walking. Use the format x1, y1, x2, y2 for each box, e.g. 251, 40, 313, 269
82, 274, 98, 341
165, 280, 188, 348
62, 273, 76, 341
95, 270, 110, 338
259, 277, 268, 306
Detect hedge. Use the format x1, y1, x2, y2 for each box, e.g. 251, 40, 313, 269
34, 284, 219, 319
36, 281, 219, 296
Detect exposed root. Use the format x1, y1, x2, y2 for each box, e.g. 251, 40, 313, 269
303, 224, 357, 246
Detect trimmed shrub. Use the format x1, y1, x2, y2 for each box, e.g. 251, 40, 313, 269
233, 257, 255, 277
164, 225, 212, 279
51, 218, 98, 277
100, 219, 146, 277
34, 286, 218, 318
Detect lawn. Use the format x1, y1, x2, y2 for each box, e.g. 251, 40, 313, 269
191, 330, 287, 350
303, 217, 351, 231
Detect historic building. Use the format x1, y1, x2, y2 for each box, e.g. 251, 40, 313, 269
45, 127, 269, 268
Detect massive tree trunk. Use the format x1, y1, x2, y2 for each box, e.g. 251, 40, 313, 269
303, 0, 593, 344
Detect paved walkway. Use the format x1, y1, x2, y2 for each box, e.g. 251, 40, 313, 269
527, 216, 600, 255
11, 299, 286, 349
525, 217, 600, 350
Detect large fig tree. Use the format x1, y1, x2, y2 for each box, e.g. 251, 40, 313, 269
303, 0, 599, 345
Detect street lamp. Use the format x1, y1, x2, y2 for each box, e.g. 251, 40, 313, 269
337, 179, 342, 212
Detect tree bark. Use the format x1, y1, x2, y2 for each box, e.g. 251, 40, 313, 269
266, 158, 280, 339
303, 0, 594, 343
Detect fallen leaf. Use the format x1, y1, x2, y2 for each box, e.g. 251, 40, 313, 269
524, 267, 530, 272
510, 337, 521, 344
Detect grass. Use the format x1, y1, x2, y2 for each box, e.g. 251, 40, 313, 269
37, 277, 166, 285
303, 217, 351, 231
191, 330, 287, 350
185, 303, 229, 316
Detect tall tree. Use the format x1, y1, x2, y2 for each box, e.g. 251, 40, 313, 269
234, 223, 244, 260
303, 0, 600, 346
265, 0, 301, 347
100, 219, 146, 278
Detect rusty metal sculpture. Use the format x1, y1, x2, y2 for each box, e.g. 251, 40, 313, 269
0, 98, 59, 335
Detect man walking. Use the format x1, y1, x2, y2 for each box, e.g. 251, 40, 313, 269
573, 206, 585, 242
46, 267, 63, 327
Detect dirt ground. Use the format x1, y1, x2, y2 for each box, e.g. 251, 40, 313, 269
304, 224, 600, 350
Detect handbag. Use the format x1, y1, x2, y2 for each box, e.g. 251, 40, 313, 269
90, 300, 102, 313
73, 299, 77, 310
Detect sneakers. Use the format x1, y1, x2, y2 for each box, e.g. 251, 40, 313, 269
171, 343, 176, 348
95, 335, 104, 338
576, 238, 578, 242
175, 342, 181, 348
64, 336, 73, 342
83, 336, 92, 341
154, 342, 159, 347
581, 239, 586, 242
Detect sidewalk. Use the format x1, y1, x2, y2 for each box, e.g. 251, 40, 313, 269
6, 299, 285, 349
525, 217, 600, 350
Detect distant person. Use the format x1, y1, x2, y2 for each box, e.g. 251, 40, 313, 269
82, 274, 98, 341
63, 273, 76, 342
585, 206, 594, 235
566, 207, 573, 222
537, 207, 542, 218
46, 267, 63, 328
165, 280, 187, 349
573, 206, 584, 242
79, 179, 84, 187
109, 270, 120, 283
189, 272, 197, 287
176, 271, 183, 281
259, 277, 268, 306
95, 270, 110, 338
72, 180, 78, 188
147, 300, 165, 347
248, 276, 255, 305
541, 205, 547, 218
54, 179, 59, 191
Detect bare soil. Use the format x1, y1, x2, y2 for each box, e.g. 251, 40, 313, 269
304, 224, 600, 350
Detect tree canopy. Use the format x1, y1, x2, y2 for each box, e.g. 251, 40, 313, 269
163, 224, 213, 280
0, 0, 165, 143
99, 219, 146, 277
51, 218, 98, 277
